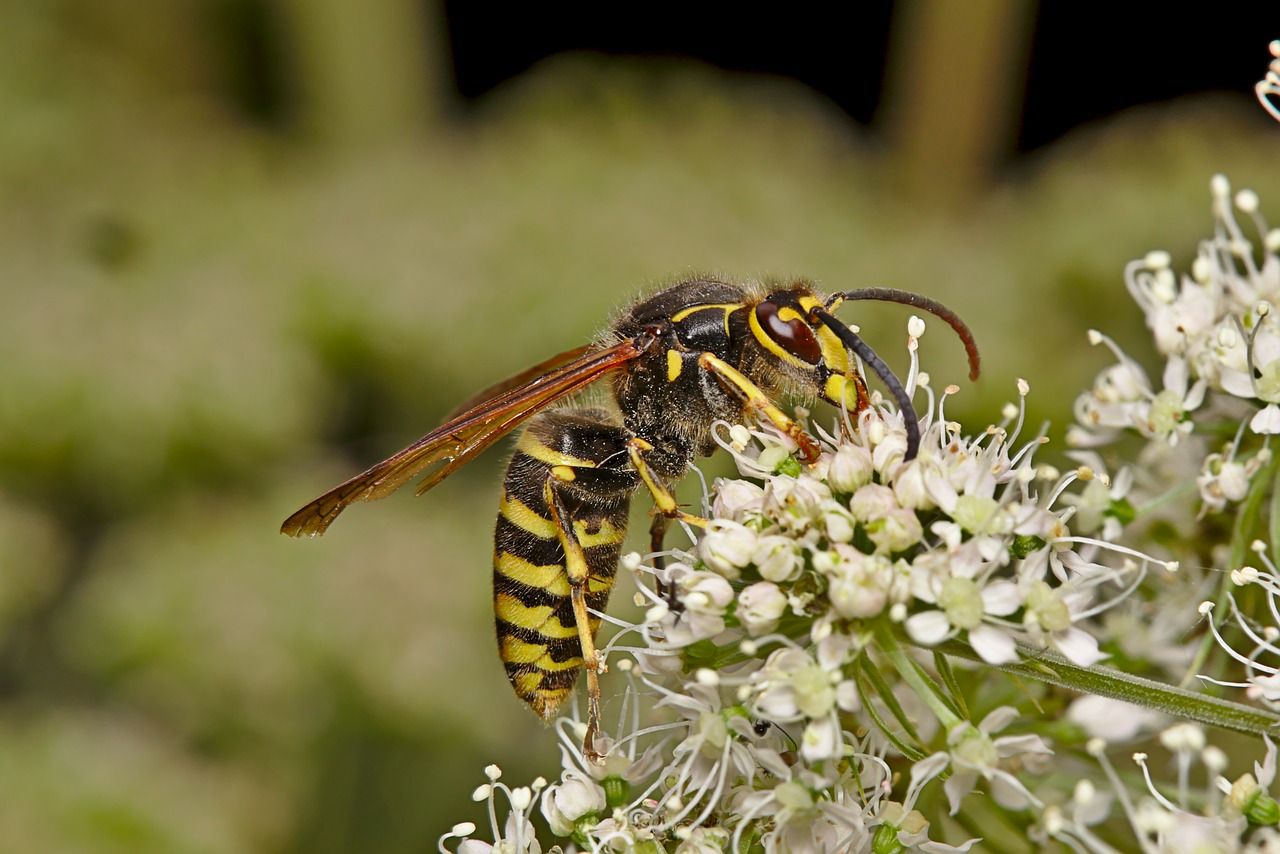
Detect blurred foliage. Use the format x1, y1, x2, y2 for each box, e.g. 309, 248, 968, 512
1, 1, 1278, 851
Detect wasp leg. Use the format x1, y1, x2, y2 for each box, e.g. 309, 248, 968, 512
542, 466, 615, 765
626, 437, 708, 528
698, 353, 822, 463
648, 513, 682, 610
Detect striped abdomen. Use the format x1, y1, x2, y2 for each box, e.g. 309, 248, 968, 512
492, 410, 636, 720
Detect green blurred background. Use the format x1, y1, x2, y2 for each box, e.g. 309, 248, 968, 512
1, 1, 1278, 851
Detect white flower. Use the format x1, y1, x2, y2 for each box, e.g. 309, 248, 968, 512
676, 570, 735, 640
905, 576, 1021, 665
827, 443, 874, 493
752, 534, 802, 582
1022, 579, 1106, 667
736, 581, 788, 635
541, 770, 605, 836
824, 545, 894, 619
699, 520, 757, 579
938, 707, 1052, 815
711, 478, 765, 523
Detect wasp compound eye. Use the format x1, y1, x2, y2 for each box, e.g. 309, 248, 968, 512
755, 299, 822, 364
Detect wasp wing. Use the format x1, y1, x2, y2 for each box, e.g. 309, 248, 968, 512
439, 344, 593, 422
280, 333, 656, 538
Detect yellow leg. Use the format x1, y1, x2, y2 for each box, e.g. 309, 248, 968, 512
698, 353, 822, 463
542, 473, 609, 765
626, 437, 708, 528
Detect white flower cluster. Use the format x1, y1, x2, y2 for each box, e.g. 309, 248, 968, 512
440, 177, 1280, 853
1258, 40, 1280, 124
441, 332, 1180, 851
1070, 177, 1280, 513
658, 388, 1136, 675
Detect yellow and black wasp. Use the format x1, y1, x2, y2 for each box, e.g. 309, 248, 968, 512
281, 278, 979, 762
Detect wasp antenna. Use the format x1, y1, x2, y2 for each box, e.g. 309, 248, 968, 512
809, 306, 920, 461
826, 288, 980, 382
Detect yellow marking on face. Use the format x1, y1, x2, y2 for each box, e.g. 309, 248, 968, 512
666, 349, 682, 383
495, 552, 571, 597
816, 326, 849, 372
794, 294, 849, 372
517, 431, 595, 468
824, 373, 860, 410
500, 494, 557, 539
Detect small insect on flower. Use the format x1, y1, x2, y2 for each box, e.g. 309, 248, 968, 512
280, 277, 979, 763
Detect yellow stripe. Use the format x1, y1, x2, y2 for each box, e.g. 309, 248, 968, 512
528, 688, 572, 719
502, 636, 582, 670
516, 431, 595, 468
670, 302, 741, 323
666, 349, 682, 382
494, 592, 580, 638
500, 494, 557, 539
512, 671, 544, 696
496, 552, 571, 596
501, 635, 547, 664
574, 518, 625, 549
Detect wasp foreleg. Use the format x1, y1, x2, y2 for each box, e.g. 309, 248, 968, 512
697, 353, 822, 463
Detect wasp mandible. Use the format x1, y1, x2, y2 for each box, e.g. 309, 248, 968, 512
281, 278, 980, 763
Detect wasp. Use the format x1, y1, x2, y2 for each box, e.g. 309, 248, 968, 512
281, 278, 979, 762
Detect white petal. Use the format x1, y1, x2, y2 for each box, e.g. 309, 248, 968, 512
919, 839, 980, 854
993, 733, 1052, 757
1252, 404, 1280, 434
905, 610, 951, 646
800, 715, 842, 763
1256, 737, 1277, 787
980, 580, 1022, 616
978, 705, 1019, 735
1066, 694, 1162, 741
1162, 356, 1189, 396
968, 625, 1018, 664
943, 771, 977, 815
1053, 627, 1107, 666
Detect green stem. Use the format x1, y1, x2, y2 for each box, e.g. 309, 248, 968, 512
875, 621, 963, 730
1270, 451, 1280, 572
931, 637, 1280, 737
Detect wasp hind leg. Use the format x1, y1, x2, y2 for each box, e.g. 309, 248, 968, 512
541, 469, 624, 765
493, 410, 637, 765
626, 437, 708, 528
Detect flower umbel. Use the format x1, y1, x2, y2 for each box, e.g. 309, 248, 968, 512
444, 180, 1280, 852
